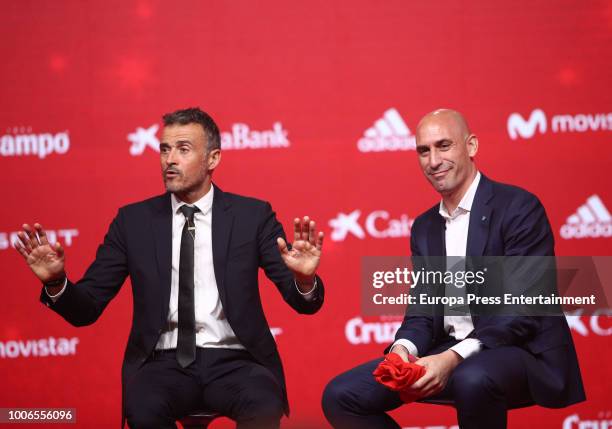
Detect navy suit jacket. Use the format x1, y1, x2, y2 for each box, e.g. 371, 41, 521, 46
393, 174, 585, 408
40, 185, 324, 422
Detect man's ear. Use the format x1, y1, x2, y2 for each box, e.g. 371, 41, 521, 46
466, 134, 478, 158
207, 149, 221, 170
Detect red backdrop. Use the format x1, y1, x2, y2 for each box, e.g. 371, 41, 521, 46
1, 1, 611, 428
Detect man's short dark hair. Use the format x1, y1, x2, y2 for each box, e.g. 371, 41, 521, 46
162, 107, 221, 151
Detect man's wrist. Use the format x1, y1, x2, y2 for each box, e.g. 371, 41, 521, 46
295, 275, 316, 292
44, 273, 67, 288
445, 349, 463, 367
390, 344, 408, 355
390, 344, 417, 362
391, 339, 419, 358
44, 273, 67, 297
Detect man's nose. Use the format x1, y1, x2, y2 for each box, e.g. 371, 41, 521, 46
429, 149, 442, 169
165, 148, 177, 165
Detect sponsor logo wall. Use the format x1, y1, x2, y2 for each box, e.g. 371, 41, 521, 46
562, 412, 612, 429
1, 2, 610, 428
0, 127, 70, 158
0, 229, 79, 251
128, 121, 290, 155
507, 109, 612, 140
345, 316, 403, 345
357, 108, 416, 152
561, 195, 611, 239
0, 337, 79, 359
329, 210, 414, 241
566, 309, 612, 337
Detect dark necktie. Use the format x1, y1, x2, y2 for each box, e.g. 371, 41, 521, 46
177, 205, 199, 367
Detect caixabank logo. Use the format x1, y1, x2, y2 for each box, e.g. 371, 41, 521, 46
329, 209, 415, 241
507, 108, 612, 140
560, 195, 611, 239
128, 121, 290, 155
565, 309, 612, 337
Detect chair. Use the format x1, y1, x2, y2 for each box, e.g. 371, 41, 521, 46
178, 410, 220, 429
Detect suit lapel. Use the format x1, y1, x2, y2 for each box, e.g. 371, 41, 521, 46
466, 175, 494, 326
466, 175, 493, 257
427, 210, 446, 257
211, 185, 233, 310
151, 193, 173, 324
426, 211, 446, 338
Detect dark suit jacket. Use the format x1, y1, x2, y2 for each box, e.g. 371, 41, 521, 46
40, 185, 324, 423
392, 174, 585, 408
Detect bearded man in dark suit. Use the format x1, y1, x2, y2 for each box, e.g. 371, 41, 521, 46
16, 107, 325, 429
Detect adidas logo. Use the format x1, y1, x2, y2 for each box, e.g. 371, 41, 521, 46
357, 108, 416, 152
560, 195, 611, 239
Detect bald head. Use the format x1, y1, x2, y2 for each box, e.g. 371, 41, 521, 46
414, 108, 478, 203
416, 109, 472, 141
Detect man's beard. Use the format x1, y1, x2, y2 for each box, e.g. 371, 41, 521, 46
163, 172, 207, 195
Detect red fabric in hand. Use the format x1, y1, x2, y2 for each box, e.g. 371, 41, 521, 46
372, 352, 426, 403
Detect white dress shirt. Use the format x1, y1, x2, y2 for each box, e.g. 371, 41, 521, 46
393, 172, 483, 359
156, 187, 245, 350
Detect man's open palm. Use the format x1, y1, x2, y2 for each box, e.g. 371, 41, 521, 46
15, 223, 65, 283
277, 216, 324, 279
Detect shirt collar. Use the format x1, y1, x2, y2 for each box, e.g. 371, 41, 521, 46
438, 171, 481, 220
171, 185, 214, 216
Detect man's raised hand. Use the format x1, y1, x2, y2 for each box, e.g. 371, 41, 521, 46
14, 223, 66, 284
277, 216, 324, 286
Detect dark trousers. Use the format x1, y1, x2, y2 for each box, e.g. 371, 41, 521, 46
322, 338, 533, 429
124, 348, 284, 429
